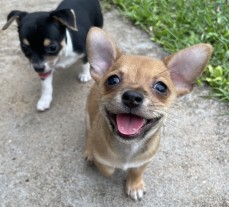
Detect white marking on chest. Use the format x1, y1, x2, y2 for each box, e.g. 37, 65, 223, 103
95, 141, 152, 171
55, 30, 84, 69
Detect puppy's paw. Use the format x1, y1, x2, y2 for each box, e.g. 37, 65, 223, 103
84, 151, 94, 162
36, 96, 52, 111
126, 179, 146, 201
78, 72, 91, 82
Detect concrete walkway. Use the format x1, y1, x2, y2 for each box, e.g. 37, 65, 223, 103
0, 1, 228, 206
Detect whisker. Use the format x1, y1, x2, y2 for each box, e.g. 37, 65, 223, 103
162, 120, 188, 137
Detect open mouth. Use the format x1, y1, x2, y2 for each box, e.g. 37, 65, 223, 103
38, 70, 52, 79
107, 112, 162, 140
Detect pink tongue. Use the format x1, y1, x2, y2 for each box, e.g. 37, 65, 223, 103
116, 114, 145, 136
38, 71, 51, 79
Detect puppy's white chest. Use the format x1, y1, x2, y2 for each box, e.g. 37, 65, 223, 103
55, 30, 84, 69
119, 145, 147, 170
56, 51, 82, 69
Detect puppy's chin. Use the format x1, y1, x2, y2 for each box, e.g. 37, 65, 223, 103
37, 70, 53, 79
105, 110, 163, 143
30, 57, 58, 78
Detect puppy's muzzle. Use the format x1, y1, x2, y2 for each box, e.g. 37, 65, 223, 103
105, 90, 162, 141
33, 63, 52, 79
122, 90, 144, 109
33, 63, 45, 73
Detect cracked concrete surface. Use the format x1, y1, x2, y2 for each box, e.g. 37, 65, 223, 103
0, 0, 228, 206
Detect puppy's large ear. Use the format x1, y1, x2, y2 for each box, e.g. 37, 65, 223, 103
50, 9, 77, 31
86, 27, 121, 82
163, 44, 213, 96
2, 10, 27, 30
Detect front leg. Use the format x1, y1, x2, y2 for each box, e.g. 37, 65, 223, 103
78, 62, 91, 82
84, 113, 94, 163
126, 164, 148, 201
84, 137, 115, 177
94, 159, 115, 177
36, 73, 53, 111
78, 56, 91, 82
84, 143, 115, 177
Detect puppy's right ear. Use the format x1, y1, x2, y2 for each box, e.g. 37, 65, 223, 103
86, 27, 121, 82
50, 9, 77, 31
2, 10, 27, 30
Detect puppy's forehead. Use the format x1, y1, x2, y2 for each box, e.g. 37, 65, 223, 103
20, 12, 49, 32
19, 12, 65, 42
114, 55, 169, 79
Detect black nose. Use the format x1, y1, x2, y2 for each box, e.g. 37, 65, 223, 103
33, 63, 45, 73
122, 90, 144, 108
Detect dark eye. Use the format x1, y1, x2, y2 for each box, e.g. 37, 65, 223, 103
46, 43, 59, 54
21, 44, 31, 57
107, 75, 120, 86
153, 81, 168, 95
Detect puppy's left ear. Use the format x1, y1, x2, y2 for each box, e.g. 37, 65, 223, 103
163, 44, 213, 96
2, 10, 27, 30
50, 9, 77, 31
86, 27, 121, 82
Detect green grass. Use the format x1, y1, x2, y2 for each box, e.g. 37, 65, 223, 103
103, 0, 229, 102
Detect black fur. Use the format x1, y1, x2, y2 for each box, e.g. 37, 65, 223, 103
3, 0, 103, 70
56, 0, 103, 63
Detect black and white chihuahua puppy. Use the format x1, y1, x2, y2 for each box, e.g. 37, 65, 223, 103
2, 0, 103, 111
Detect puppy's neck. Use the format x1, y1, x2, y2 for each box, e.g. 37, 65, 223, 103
64, 30, 75, 56
55, 30, 83, 69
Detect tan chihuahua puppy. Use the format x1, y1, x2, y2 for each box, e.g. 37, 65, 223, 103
84, 27, 213, 201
